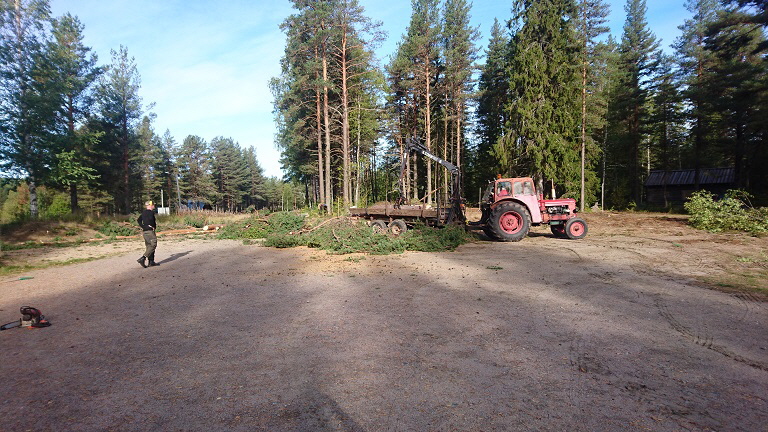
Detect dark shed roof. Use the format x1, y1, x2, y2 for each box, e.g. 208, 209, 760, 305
645, 168, 735, 187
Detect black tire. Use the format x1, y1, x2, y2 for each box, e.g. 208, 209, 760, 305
371, 220, 387, 233
388, 219, 408, 235
564, 217, 588, 240
482, 226, 498, 240
550, 224, 566, 238
490, 201, 530, 242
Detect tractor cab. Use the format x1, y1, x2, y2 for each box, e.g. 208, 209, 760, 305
482, 177, 543, 223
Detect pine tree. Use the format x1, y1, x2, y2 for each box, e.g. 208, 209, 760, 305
575, 0, 610, 209
242, 146, 265, 209
387, 0, 442, 204
474, 19, 509, 189
210, 137, 249, 211
47, 12, 102, 211
0, 0, 54, 218
329, 0, 383, 207
705, 0, 767, 193
93, 45, 144, 213
133, 115, 163, 205
609, 0, 660, 205
648, 54, 685, 207
674, 0, 721, 190
177, 135, 216, 207
442, 0, 480, 171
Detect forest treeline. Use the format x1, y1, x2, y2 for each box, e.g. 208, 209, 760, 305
1, 0, 766, 222
0, 0, 298, 221
272, 0, 767, 211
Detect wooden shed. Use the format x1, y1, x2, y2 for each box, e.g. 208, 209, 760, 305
645, 168, 735, 207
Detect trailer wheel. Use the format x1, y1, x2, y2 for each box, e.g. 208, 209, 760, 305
564, 217, 588, 240
371, 220, 387, 233
388, 219, 408, 235
550, 224, 566, 238
490, 201, 530, 242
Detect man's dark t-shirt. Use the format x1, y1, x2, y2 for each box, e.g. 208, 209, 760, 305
137, 209, 156, 231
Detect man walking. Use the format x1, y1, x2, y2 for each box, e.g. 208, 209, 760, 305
137, 200, 159, 268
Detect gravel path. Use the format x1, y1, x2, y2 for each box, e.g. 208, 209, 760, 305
1, 226, 766, 431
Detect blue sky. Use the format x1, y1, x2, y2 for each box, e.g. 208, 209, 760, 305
49, 0, 690, 178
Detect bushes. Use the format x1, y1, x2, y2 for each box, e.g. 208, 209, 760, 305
685, 190, 768, 235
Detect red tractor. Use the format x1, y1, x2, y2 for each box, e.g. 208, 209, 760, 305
476, 177, 588, 241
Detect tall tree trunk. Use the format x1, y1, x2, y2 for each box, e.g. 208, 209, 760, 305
315, 79, 325, 210
425, 65, 432, 206
580, 55, 587, 212
443, 99, 449, 203
340, 33, 351, 207
322, 47, 332, 213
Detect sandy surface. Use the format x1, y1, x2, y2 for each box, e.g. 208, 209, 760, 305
1, 213, 766, 431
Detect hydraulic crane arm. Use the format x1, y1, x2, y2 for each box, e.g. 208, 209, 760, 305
398, 137, 465, 225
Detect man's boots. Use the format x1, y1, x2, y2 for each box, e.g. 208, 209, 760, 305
148, 253, 158, 267
137, 256, 147, 268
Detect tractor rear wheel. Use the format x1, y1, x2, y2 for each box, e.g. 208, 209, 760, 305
564, 217, 588, 240
490, 201, 530, 242
482, 226, 498, 240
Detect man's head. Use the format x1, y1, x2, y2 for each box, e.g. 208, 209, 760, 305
145, 200, 155, 210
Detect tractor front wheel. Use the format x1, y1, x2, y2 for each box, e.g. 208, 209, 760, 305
490, 201, 530, 242
564, 217, 588, 240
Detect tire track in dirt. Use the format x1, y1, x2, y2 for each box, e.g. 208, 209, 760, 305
653, 294, 768, 372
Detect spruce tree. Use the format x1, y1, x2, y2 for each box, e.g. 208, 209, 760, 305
47, 12, 102, 211
133, 116, 163, 206
210, 137, 249, 211
705, 0, 767, 193
0, 0, 53, 218
177, 135, 215, 207
673, 0, 721, 190
474, 19, 509, 188
93, 45, 144, 213
499, 0, 581, 198
609, 0, 660, 205
575, 0, 610, 210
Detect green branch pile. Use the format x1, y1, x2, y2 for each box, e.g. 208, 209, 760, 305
684, 190, 768, 235
217, 212, 470, 254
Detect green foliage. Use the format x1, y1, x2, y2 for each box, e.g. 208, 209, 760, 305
217, 211, 305, 240
182, 213, 208, 228
267, 211, 306, 233
402, 223, 468, 252
98, 220, 137, 237
217, 214, 470, 254
302, 219, 407, 254
684, 190, 768, 235
41, 192, 71, 219
217, 218, 269, 240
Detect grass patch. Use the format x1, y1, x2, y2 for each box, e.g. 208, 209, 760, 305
0, 255, 111, 277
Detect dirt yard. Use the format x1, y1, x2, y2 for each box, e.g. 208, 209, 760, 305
1, 212, 766, 430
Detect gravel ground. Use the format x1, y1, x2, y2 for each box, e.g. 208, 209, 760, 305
1, 213, 767, 431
